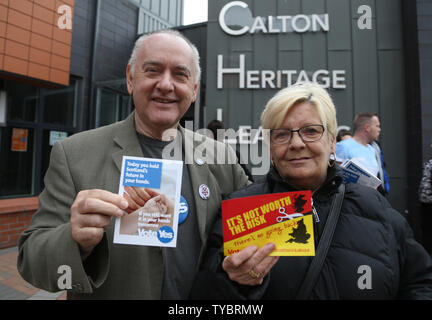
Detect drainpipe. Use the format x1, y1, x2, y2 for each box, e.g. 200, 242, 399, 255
88, 0, 101, 129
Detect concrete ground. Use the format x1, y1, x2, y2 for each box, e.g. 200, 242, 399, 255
0, 246, 66, 300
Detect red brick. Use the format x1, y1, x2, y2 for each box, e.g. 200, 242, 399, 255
0, 4, 7, 22
18, 213, 34, 222
31, 17, 53, 38
0, 215, 17, 224
5, 24, 31, 45
0, 224, 9, 231
9, 222, 25, 230
9, 0, 33, 16
7, 9, 32, 30
33, 4, 54, 25
4, 39, 29, 60
37, 0, 56, 11
29, 47, 50, 66
28, 62, 50, 81
30, 32, 51, 52
0, 229, 18, 236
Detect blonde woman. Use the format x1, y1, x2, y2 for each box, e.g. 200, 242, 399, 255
193, 83, 432, 300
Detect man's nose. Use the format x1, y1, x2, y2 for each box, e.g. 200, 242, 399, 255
156, 71, 174, 92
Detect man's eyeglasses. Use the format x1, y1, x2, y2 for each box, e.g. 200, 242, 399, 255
270, 125, 325, 145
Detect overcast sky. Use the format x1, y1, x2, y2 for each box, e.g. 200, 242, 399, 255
183, 0, 208, 25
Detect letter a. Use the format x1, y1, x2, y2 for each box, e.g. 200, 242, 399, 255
357, 5, 372, 30
57, 5, 73, 30
57, 265, 72, 290
357, 265, 372, 290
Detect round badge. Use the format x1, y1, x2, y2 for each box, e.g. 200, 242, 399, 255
178, 196, 189, 224
195, 158, 204, 166
199, 184, 210, 200
157, 226, 174, 244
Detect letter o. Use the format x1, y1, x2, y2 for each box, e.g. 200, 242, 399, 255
292, 15, 311, 33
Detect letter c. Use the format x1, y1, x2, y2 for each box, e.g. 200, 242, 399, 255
219, 1, 249, 35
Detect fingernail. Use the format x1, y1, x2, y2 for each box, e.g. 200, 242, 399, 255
120, 200, 128, 209
117, 209, 125, 217
266, 242, 276, 250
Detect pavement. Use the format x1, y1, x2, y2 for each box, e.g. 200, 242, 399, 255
0, 246, 66, 300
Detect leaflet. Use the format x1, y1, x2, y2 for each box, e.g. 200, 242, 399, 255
222, 191, 315, 256
113, 156, 183, 247
341, 158, 381, 189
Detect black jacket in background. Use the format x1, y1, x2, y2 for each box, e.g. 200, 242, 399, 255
191, 165, 432, 300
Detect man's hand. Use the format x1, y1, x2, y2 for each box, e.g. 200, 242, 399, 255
71, 189, 128, 252
222, 243, 279, 286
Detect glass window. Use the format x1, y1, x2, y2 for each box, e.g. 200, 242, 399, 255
0, 127, 35, 197
42, 79, 77, 126
6, 82, 38, 122
0, 76, 80, 199
96, 88, 120, 127
40, 129, 71, 191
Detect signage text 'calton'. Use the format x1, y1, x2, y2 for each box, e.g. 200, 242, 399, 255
219, 1, 329, 36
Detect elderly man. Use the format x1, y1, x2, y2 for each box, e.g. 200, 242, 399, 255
17, 30, 249, 299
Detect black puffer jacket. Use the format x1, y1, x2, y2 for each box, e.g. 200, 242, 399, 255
192, 165, 432, 300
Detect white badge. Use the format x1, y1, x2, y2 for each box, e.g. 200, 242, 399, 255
195, 158, 204, 166
199, 184, 210, 200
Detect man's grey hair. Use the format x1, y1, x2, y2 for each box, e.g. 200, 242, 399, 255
128, 29, 201, 84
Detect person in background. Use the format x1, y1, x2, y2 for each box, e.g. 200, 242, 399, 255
207, 119, 254, 182
419, 136, 432, 254
371, 139, 391, 195
336, 128, 352, 142
192, 83, 432, 299
336, 112, 388, 195
17, 29, 249, 299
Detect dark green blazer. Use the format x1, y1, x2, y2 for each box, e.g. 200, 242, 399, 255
17, 113, 249, 299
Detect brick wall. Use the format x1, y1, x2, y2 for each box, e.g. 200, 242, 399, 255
0, 0, 74, 86
0, 197, 38, 249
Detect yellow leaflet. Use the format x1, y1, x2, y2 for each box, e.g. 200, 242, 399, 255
224, 214, 315, 256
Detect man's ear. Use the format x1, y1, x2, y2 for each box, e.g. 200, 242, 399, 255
191, 81, 200, 102
126, 64, 134, 95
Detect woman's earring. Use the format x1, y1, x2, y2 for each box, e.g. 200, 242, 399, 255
328, 152, 336, 167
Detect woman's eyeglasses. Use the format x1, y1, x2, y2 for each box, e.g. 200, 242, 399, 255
270, 125, 325, 145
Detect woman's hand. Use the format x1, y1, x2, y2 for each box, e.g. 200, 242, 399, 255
222, 243, 279, 286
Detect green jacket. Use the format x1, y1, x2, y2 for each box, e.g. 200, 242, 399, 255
17, 113, 249, 299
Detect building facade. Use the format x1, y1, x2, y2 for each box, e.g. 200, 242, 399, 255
0, 0, 183, 248
1, 0, 431, 248
199, 0, 430, 240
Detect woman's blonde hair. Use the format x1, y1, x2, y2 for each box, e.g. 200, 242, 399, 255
261, 82, 338, 141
